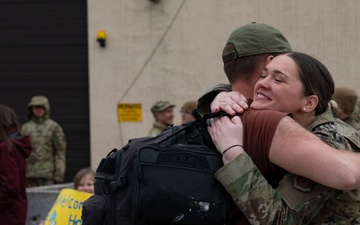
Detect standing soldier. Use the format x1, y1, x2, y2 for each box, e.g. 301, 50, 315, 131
22, 95, 66, 187
332, 87, 360, 130
147, 100, 175, 136
352, 97, 360, 123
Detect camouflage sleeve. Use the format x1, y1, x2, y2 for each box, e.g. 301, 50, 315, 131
52, 123, 66, 183
197, 83, 232, 115
215, 153, 334, 224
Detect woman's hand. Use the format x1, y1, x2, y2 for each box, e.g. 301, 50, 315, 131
210, 91, 249, 115
208, 115, 244, 164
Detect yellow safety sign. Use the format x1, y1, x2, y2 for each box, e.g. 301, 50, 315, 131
118, 103, 142, 122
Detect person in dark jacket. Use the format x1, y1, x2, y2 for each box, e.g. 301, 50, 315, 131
0, 104, 32, 225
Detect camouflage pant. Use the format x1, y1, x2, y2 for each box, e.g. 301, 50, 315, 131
26, 178, 54, 187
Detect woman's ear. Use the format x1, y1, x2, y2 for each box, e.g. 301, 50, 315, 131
303, 95, 318, 112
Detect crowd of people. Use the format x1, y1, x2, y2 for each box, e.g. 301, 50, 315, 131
147, 99, 198, 136
2, 21, 360, 225
0, 95, 89, 225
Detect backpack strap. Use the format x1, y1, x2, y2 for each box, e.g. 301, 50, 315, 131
192, 109, 231, 149
155, 109, 230, 148
108, 148, 125, 225
111, 149, 126, 192
156, 123, 193, 144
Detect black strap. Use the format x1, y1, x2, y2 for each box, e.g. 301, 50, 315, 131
109, 148, 124, 225
156, 123, 193, 144
193, 109, 232, 149
156, 109, 231, 148
111, 149, 126, 191
222, 51, 238, 63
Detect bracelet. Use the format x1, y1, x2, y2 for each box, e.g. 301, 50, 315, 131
221, 144, 243, 155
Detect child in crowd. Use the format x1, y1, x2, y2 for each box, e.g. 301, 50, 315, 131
39, 168, 95, 225
73, 167, 96, 194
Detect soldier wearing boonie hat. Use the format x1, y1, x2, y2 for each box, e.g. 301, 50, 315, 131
148, 100, 175, 136
22, 95, 66, 187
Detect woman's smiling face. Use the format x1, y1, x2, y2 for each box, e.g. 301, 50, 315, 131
251, 54, 306, 114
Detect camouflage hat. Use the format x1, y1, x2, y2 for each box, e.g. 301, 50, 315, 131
332, 87, 358, 115
151, 101, 175, 113
28, 95, 49, 108
222, 22, 292, 63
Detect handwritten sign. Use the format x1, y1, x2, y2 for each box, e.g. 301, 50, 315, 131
44, 189, 92, 225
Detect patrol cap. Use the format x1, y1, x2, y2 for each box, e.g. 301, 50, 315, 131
222, 22, 292, 63
151, 101, 175, 113
332, 87, 358, 115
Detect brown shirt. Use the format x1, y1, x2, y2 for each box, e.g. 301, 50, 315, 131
241, 109, 288, 187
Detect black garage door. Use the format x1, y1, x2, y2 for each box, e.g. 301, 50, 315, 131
0, 0, 90, 182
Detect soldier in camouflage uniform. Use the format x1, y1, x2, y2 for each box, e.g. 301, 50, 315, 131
22, 95, 66, 187
332, 87, 360, 130
147, 100, 175, 136
206, 52, 360, 224
199, 23, 360, 224
352, 97, 360, 123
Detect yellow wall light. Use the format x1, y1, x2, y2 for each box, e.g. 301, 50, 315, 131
97, 30, 106, 47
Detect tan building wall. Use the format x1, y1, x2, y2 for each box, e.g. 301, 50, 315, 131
87, 0, 360, 168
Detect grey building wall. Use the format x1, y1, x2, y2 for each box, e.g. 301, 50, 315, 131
87, 0, 360, 168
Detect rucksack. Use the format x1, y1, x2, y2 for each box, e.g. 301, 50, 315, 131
82, 111, 232, 225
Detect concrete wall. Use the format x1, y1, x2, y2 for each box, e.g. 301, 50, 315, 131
87, 0, 360, 168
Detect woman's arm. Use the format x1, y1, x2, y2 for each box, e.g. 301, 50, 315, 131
208, 92, 360, 190
270, 117, 360, 190
209, 116, 333, 224
197, 84, 232, 115
209, 114, 360, 190
215, 153, 333, 224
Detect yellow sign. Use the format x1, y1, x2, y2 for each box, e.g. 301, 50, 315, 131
44, 189, 92, 225
118, 103, 142, 122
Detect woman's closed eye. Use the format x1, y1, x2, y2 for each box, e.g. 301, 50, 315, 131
274, 77, 284, 83
259, 74, 267, 79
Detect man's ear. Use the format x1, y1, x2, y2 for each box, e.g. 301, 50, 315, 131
265, 55, 275, 64
303, 95, 318, 112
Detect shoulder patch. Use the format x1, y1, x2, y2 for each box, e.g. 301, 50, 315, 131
293, 176, 315, 192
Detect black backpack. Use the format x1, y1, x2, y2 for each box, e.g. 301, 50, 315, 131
82, 111, 232, 225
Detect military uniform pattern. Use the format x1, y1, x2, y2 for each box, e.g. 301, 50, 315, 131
22, 96, 66, 186
147, 121, 168, 137
215, 109, 360, 224
22, 119, 66, 182
352, 98, 360, 123
307, 111, 360, 224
